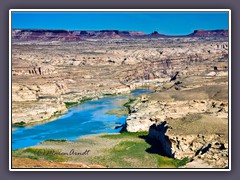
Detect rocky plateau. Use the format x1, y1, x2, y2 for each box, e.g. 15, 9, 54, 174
12, 29, 229, 168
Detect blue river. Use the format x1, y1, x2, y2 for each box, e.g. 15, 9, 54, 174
12, 89, 153, 150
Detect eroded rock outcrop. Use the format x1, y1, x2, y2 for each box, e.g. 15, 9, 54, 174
188, 30, 228, 37
147, 121, 228, 168
12, 64, 56, 76
123, 66, 228, 168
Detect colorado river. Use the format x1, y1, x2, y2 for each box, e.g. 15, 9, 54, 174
12, 89, 153, 150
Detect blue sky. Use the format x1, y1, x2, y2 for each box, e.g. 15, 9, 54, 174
12, 11, 229, 35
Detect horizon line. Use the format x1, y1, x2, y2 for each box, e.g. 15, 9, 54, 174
12, 28, 229, 36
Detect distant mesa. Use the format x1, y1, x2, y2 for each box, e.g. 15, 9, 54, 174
188, 29, 228, 37
149, 31, 166, 37
12, 29, 228, 41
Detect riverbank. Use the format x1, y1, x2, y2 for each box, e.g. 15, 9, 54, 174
12, 87, 131, 127
12, 82, 157, 127
12, 88, 153, 150
12, 132, 189, 168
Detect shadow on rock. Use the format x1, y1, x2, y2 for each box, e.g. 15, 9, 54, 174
139, 121, 172, 157
139, 135, 167, 156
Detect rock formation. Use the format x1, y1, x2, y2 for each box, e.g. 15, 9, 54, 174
12, 29, 228, 41
148, 121, 228, 168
